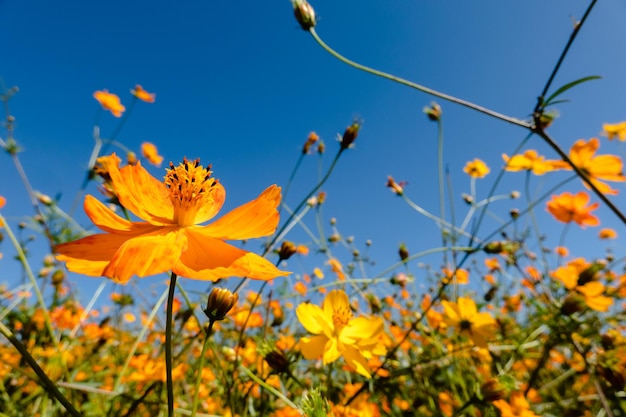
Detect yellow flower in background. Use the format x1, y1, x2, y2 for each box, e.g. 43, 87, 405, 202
296, 289, 386, 378
603, 121, 626, 141
546, 191, 599, 228
463, 158, 490, 178
598, 228, 617, 239
502, 150, 559, 175
131, 84, 156, 103
140, 142, 164, 167
55, 154, 290, 283
552, 258, 613, 312
558, 138, 626, 195
442, 297, 496, 347
93, 90, 125, 117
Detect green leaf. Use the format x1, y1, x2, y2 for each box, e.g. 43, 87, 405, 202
543, 75, 601, 108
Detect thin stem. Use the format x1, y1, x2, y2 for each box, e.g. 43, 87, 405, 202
166, 272, 178, 417
309, 28, 530, 129
190, 321, 215, 417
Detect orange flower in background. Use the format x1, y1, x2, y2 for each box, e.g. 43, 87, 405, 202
603, 121, 626, 141
131, 85, 156, 103
442, 297, 496, 347
493, 391, 539, 417
140, 142, 164, 167
296, 289, 386, 378
546, 191, 599, 227
502, 150, 559, 175
93, 90, 125, 117
328, 258, 346, 281
552, 258, 613, 312
0, 196, 5, 209
598, 228, 617, 239
560, 138, 625, 195
463, 158, 490, 178
55, 154, 290, 283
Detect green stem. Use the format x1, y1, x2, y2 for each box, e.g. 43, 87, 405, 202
190, 321, 215, 417
166, 272, 178, 417
309, 28, 529, 129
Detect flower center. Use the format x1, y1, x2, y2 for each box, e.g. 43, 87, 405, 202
332, 304, 352, 331
164, 158, 218, 226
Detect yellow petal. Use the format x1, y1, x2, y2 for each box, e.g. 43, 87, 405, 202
84, 195, 162, 234
55, 234, 130, 277
107, 157, 174, 224
343, 345, 372, 378
103, 229, 186, 282
441, 300, 461, 324
200, 185, 280, 239
296, 303, 326, 334
457, 297, 478, 320
341, 316, 383, 343
322, 337, 341, 364
323, 289, 350, 318
299, 335, 328, 360
174, 230, 290, 280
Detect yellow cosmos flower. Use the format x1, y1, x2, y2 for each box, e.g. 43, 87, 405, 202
558, 138, 626, 195
502, 150, 559, 175
93, 90, 125, 117
131, 84, 156, 103
140, 142, 164, 167
603, 121, 626, 141
55, 154, 290, 283
463, 158, 490, 178
442, 297, 496, 347
551, 258, 613, 312
296, 289, 386, 378
546, 191, 599, 228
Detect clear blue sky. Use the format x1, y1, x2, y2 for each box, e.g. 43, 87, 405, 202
1, 1, 625, 302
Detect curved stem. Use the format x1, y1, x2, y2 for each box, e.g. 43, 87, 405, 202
309, 28, 530, 129
166, 272, 178, 417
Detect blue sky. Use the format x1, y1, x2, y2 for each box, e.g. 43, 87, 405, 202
1, 1, 625, 303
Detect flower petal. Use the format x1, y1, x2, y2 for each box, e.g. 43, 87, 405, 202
103, 229, 187, 283
173, 229, 290, 281
322, 337, 341, 364
300, 335, 329, 360
55, 233, 130, 277
107, 156, 174, 224
343, 345, 373, 378
84, 195, 162, 235
296, 303, 326, 334
323, 289, 350, 318
200, 185, 281, 239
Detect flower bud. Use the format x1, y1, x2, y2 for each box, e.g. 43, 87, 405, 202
561, 292, 586, 315
317, 141, 325, 154
481, 378, 506, 402
264, 349, 290, 373
292, 0, 316, 31
340, 121, 361, 150
423, 102, 442, 121
302, 132, 319, 154
386, 176, 405, 195
126, 151, 138, 165
204, 288, 238, 322
278, 241, 298, 261
399, 243, 409, 262
51, 269, 65, 286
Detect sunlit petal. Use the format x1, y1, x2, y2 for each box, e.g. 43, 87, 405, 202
84, 195, 163, 235
343, 345, 372, 378
192, 182, 226, 224
300, 335, 328, 360
56, 234, 130, 277
296, 303, 326, 334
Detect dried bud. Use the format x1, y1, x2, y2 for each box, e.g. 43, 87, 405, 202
481, 378, 506, 402
328, 233, 341, 243
264, 349, 290, 373
317, 191, 327, 205
292, 0, 316, 31
37, 193, 53, 206
51, 269, 65, 286
387, 176, 405, 195
278, 241, 298, 261
302, 132, 319, 154
423, 102, 442, 121
204, 288, 238, 322
317, 141, 325, 154
509, 209, 520, 219
510, 191, 520, 199
340, 121, 361, 150
462, 193, 474, 205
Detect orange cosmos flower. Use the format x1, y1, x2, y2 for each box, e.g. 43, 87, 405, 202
140, 142, 164, 167
55, 154, 289, 283
463, 158, 490, 178
442, 296, 496, 347
0, 196, 5, 209
502, 150, 559, 175
493, 391, 539, 417
598, 228, 617, 239
560, 138, 625, 195
131, 85, 156, 103
93, 90, 125, 117
603, 121, 626, 141
551, 258, 613, 312
546, 191, 599, 227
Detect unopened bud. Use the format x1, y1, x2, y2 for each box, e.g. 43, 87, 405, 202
510, 191, 520, 199
204, 288, 238, 322
399, 243, 409, 262
561, 292, 586, 315
265, 349, 290, 373
510, 209, 520, 219
278, 241, 298, 261
37, 193, 53, 206
292, 0, 316, 31
127, 151, 138, 165
51, 269, 65, 286
302, 132, 319, 154
340, 121, 361, 150
317, 141, 325, 154
423, 102, 442, 121
386, 176, 405, 195
462, 193, 474, 205
481, 378, 506, 402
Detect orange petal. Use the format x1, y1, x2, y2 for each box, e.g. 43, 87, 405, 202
55, 234, 130, 277
192, 182, 226, 224
84, 195, 162, 235
174, 230, 290, 280
103, 229, 186, 283
200, 185, 280, 239
107, 156, 174, 224
299, 335, 329, 360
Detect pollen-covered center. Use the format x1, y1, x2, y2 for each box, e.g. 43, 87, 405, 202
164, 157, 218, 226
332, 303, 353, 331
